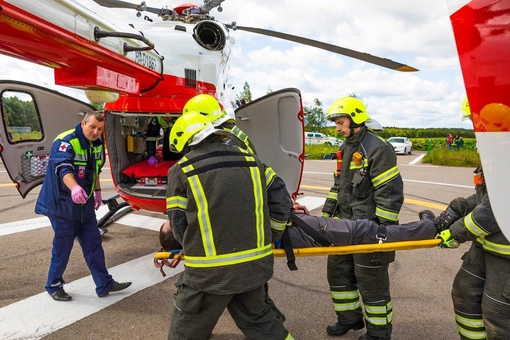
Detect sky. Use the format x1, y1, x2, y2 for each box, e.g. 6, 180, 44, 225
0, 0, 473, 129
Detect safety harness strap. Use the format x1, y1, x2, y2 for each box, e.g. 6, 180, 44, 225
289, 213, 332, 247
280, 229, 298, 271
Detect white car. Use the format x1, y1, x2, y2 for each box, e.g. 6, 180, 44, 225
305, 131, 341, 146
387, 137, 412, 154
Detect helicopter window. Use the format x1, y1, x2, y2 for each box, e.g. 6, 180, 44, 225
1, 90, 43, 144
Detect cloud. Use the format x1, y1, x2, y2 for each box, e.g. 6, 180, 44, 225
0, 0, 470, 128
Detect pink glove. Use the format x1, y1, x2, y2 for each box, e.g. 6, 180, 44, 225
94, 190, 102, 210
148, 156, 158, 165
71, 185, 87, 204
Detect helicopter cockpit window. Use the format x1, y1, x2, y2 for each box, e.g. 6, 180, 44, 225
1, 90, 43, 144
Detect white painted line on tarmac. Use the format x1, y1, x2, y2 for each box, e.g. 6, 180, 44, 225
0, 254, 184, 340
409, 153, 426, 165
0, 196, 325, 236
0, 206, 111, 236
294, 196, 324, 211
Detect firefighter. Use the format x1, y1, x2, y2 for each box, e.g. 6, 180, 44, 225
182, 94, 257, 154
418, 98, 510, 339
322, 96, 404, 340
165, 112, 293, 340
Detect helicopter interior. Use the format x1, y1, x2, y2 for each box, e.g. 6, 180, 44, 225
105, 113, 178, 201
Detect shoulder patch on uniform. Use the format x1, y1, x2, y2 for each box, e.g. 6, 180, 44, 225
58, 141, 70, 152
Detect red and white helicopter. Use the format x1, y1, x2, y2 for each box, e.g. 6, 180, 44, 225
445, 0, 510, 239
0, 0, 507, 240
0, 0, 416, 223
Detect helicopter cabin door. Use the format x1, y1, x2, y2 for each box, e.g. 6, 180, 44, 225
234, 88, 305, 199
0, 81, 95, 198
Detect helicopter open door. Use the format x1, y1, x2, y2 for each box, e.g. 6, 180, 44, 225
0, 81, 95, 198
235, 88, 305, 198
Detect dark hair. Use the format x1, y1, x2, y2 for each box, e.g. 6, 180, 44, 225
159, 224, 182, 251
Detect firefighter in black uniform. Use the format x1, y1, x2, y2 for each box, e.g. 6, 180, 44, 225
419, 98, 510, 339
165, 112, 293, 340
322, 96, 404, 340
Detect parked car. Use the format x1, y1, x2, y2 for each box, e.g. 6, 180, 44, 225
304, 131, 341, 146
387, 137, 412, 154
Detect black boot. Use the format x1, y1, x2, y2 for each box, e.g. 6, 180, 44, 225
326, 319, 364, 336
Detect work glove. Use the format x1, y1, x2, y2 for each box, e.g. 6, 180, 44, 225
322, 212, 331, 218
434, 197, 469, 231
436, 229, 460, 248
148, 156, 158, 165
71, 185, 87, 204
94, 190, 102, 210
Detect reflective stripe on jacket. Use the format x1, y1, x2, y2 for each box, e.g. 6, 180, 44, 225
451, 193, 510, 258
166, 141, 291, 294
322, 127, 404, 226
35, 123, 103, 222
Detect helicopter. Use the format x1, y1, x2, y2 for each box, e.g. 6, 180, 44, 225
445, 0, 510, 240
0, 0, 419, 223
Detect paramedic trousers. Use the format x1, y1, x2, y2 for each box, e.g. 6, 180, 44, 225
169, 281, 293, 340
452, 243, 510, 340
45, 217, 114, 297
327, 252, 395, 338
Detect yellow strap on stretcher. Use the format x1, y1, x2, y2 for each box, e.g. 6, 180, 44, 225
154, 239, 442, 261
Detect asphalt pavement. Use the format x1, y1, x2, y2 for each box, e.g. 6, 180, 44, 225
0, 153, 475, 339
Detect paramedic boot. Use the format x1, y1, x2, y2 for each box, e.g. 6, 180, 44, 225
419, 210, 436, 221
326, 319, 364, 336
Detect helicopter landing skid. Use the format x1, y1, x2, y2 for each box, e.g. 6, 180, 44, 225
97, 193, 133, 233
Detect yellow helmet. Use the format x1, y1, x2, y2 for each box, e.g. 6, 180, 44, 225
327, 96, 370, 126
462, 97, 471, 121
169, 111, 219, 152
183, 94, 233, 127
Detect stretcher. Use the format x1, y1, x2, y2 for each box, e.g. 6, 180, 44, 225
153, 239, 442, 276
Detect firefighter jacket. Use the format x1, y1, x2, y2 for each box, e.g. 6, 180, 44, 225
166, 140, 292, 294
322, 126, 404, 226
221, 121, 257, 155
35, 122, 103, 222
450, 192, 510, 258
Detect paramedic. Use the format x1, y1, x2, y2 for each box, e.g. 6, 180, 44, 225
35, 111, 131, 301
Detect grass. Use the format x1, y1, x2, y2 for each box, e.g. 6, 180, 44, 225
422, 148, 480, 167
304, 139, 480, 168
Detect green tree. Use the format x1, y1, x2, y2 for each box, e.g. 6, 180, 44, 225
90, 102, 105, 111
304, 98, 327, 132
239, 81, 252, 103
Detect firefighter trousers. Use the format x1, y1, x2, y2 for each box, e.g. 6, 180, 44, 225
327, 252, 394, 338
452, 243, 510, 339
169, 281, 292, 340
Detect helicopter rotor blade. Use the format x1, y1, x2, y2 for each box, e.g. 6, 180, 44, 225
231, 25, 418, 72
93, 0, 170, 16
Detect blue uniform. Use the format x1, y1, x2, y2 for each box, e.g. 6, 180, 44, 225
35, 122, 114, 296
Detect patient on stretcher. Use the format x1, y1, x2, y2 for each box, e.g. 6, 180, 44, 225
158, 201, 438, 251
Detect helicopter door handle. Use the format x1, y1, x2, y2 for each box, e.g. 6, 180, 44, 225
94, 26, 155, 54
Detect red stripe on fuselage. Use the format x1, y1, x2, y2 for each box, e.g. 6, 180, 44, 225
450, 0, 510, 132
0, 2, 160, 93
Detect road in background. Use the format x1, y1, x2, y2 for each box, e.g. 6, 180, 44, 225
0, 153, 475, 339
